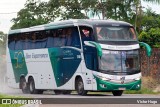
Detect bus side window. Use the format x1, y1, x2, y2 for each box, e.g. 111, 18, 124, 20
46, 30, 54, 48
60, 29, 67, 46
8, 35, 16, 50
80, 27, 94, 45
23, 33, 30, 50
15, 34, 23, 50
38, 31, 47, 48
65, 28, 72, 46
70, 27, 81, 48
35, 32, 42, 49
53, 30, 61, 47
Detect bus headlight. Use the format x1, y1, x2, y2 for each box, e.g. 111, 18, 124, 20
96, 75, 111, 81
101, 77, 110, 81
134, 77, 141, 81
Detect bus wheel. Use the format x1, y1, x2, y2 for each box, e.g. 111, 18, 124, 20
54, 90, 63, 95
62, 90, 72, 95
28, 78, 38, 94
76, 78, 87, 96
112, 90, 123, 96
20, 78, 29, 94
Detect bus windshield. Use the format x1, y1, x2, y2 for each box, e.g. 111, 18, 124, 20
99, 50, 140, 74
96, 26, 137, 41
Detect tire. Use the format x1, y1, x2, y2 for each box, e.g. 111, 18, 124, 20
112, 90, 123, 96
54, 90, 63, 95
62, 90, 72, 95
75, 77, 88, 96
20, 78, 29, 94
28, 78, 38, 94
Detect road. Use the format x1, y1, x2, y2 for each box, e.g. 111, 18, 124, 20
1, 87, 160, 98
1, 86, 160, 107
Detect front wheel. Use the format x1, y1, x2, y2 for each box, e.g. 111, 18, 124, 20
75, 78, 87, 96
112, 90, 123, 96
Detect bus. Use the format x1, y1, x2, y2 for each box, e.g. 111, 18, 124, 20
7, 19, 151, 96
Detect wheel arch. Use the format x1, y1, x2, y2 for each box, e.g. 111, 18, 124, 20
74, 75, 85, 89
19, 75, 26, 89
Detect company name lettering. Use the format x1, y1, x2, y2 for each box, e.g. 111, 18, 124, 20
25, 53, 48, 59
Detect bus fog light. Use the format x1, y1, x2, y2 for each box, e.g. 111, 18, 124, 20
100, 84, 107, 88
136, 84, 140, 88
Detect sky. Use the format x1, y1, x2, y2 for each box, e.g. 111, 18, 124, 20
0, 0, 160, 34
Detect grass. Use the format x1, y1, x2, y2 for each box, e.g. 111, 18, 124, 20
124, 87, 159, 94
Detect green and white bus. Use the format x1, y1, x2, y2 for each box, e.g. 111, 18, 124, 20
7, 19, 151, 96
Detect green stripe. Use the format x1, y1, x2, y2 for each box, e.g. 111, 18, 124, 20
48, 48, 62, 87
9, 50, 28, 83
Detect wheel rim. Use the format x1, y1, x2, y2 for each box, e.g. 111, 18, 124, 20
29, 81, 34, 92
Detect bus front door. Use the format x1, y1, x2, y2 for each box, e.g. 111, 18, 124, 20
60, 48, 81, 89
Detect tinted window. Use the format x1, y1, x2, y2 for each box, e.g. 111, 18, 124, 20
46, 27, 81, 48
96, 26, 137, 41
8, 27, 81, 50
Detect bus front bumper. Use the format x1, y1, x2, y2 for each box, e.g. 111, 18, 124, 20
95, 77, 141, 91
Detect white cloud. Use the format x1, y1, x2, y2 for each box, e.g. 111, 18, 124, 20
141, 0, 160, 14
0, 0, 26, 33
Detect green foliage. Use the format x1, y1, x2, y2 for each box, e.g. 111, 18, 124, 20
140, 8, 160, 32
11, 0, 49, 29
10, 0, 160, 35
0, 31, 7, 55
139, 28, 160, 47
47, 0, 89, 20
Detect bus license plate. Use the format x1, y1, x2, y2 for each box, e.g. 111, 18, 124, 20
118, 88, 126, 90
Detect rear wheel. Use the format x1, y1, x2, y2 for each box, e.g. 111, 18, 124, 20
28, 77, 38, 94
20, 77, 29, 94
112, 90, 123, 96
75, 77, 87, 96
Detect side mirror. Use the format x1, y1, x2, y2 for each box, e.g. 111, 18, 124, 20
88, 41, 102, 57
139, 42, 152, 57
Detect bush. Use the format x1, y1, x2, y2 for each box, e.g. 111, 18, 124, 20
139, 28, 160, 48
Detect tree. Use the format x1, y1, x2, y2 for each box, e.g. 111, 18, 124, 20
47, 0, 89, 20
0, 31, 7, 55
11, 0, 160, 30
11, 0, 49, 29
139, 28, 160, 47
140, 8, 160, 32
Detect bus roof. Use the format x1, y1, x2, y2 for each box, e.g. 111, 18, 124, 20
8, 19, 133, 35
